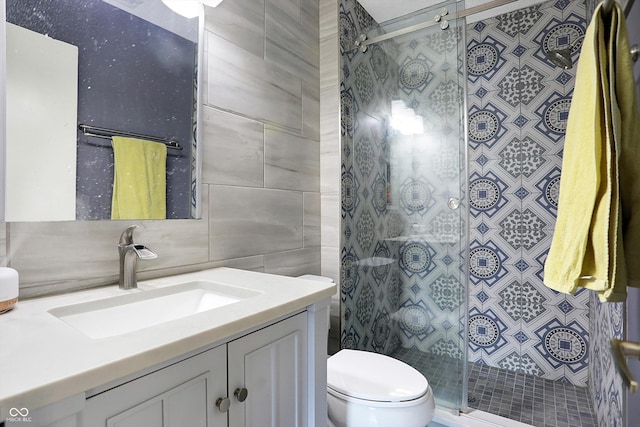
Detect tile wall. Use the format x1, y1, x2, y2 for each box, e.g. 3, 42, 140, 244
1, 0, 322, 297
338, 0, 402, 355
466, 0, 591, 386
320, 0, 344, 339
335, 0, 594, 387
1, 0, 629, 423
338, 0, 467, 361
326, 0, 626, 424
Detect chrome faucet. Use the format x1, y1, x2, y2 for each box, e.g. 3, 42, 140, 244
118, 225, 158, 289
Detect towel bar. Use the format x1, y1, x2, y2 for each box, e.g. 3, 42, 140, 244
78, 124, 183, 150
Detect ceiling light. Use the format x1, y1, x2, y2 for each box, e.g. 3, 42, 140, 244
162, 0, 224, 19
390, 100, 424, 136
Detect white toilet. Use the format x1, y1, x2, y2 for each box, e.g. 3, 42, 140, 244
327, 349, 435, 427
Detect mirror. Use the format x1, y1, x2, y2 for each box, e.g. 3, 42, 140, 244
4, 0, 200, 221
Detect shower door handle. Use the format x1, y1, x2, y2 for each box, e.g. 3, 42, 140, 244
448, 198, 460, 210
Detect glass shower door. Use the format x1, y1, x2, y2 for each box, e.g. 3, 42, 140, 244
340, 0, 467, 411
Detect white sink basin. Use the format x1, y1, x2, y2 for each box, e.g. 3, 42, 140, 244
48, 280, 262, 339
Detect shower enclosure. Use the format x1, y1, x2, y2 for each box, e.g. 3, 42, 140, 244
339, 0, 468, 410
338, 0, 620, 424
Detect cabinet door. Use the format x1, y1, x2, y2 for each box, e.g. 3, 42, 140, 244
82, 345, 227, 427
227, 312, 308, 427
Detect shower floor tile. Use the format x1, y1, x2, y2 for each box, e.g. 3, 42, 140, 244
391, 347, 598, 427
467, 363, 598, 427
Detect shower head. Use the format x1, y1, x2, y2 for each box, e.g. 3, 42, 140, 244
546, 34, 585, 69
546, 48, 574, 69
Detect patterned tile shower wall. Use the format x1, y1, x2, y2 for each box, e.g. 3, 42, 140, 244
338, 0, 626, 420
389, 21, 466, 359
340, 0, 467, 360
340, 0, 401, 355
466, 0, 590, 386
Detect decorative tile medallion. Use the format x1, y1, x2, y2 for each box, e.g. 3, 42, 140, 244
371, 309, 392, 352
467, 35, 507, 82
400, 240, 437, 279
340, 246, 359, 301
339, 7, 357, 59
469, 171, 509, 217
371, 241, 392, 284
468, 307, 509, 354
399, 178, 436, 215
369, 44, 389, 83
399, 54, 435, 94
532, 16, 586, 68
341, 164, 359, 218
469, 239, 509, 286
534, 90, 572, 141
370, 173, 387, 217
468, 103, 508, 149
398, 299, 435, 340
534, 319, 588, 373
340, 83, 359, 137
341, 325, 361, 349
535, 166, 561, 213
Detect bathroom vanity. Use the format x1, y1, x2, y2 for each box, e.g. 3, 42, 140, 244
0, 268, 334, 427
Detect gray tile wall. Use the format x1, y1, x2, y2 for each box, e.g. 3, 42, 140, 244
319, 0, 341, 285
4, 0, 321, 298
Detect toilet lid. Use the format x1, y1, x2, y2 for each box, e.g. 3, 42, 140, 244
327, 350, 429, 402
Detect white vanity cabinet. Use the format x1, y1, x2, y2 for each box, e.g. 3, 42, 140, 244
0, 269, 334, 427
81, 312, 308, 427
82, 344, 227, 427
228, 311, 307, 427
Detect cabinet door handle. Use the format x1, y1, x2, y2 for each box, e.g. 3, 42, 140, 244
234, 387, 248, 402
216, 397, 231, 412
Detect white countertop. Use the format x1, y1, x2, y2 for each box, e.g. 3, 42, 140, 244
0, 268, 335, 419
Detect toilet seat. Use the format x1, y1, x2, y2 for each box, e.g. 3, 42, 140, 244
327, 349, 429, 402
327, 384, 433, 408
327, 350, 435, 427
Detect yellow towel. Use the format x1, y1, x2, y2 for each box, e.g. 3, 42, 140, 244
111, 136, 167, 220
543, 3, 640, 302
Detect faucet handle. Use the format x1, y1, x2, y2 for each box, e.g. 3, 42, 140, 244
119, 225, 139, 246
